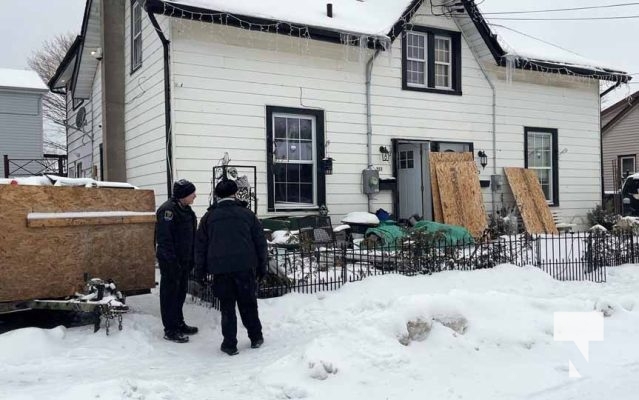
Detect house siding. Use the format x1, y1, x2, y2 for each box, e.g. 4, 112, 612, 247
66, 62, 102, 179
602, 105, 639, 191
168, 6, 601, 228
0, 90, 44, 178
124, 1, 168, 206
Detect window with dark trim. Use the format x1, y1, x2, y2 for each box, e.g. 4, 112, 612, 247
402, 26, 462, 95
131, 0, 143, 73
266, 106, 326, 212
618, 154, 636, 180
524, 127, 559, 206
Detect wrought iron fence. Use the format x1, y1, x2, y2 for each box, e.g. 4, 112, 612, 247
189, 231, 639, 307
3, 154, 67, 178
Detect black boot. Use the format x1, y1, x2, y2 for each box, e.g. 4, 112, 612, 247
251, 338, 264, 349
180, 323, 199, 335
220, 344, 239, 356
164, 331, 189, 343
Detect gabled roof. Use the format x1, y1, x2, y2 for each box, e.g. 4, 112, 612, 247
0, 68, 48, 92
147, 0, 630, 82
48, 36, 82, 93
47, 0, 101, 102
460, 0, 629, 83
602, 90, 639, 134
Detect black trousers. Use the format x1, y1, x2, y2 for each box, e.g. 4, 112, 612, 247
214, 270, 263, 347
159, 263, 189, 334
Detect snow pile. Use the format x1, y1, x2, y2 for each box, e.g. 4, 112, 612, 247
341, 211, 379, 225
3, 265, 639, 399
0, 175, 137, 189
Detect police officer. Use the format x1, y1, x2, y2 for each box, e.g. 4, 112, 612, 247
156, 179, 199, 343
195, 179, 267, 355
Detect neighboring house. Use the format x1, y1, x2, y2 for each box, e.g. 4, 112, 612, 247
0, 68, 48, 178
602, 90, 639, 192
50, 0, 631, 228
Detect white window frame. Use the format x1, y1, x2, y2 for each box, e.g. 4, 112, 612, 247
75, 161, 83, 178
131, 0, 143, 72
527, 131, 554, 204
620, 156, 636, 178
406, 32, 427, 88
434, 35, 452, 90
271, 113, 317, 209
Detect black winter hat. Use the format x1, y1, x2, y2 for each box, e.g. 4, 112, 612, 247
173, 179, 196, 199
215, 179, 238, 198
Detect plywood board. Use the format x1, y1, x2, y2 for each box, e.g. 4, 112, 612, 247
435, 161, 487, 238
0, 185, 157, 303
429, 152, 474, 223
504, 168, 558, 235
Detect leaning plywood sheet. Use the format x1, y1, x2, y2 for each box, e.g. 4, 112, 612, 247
504, 168, 558, 235
0, 185, 156, 303
429, 152, 474, 223
435, 161, 487, 238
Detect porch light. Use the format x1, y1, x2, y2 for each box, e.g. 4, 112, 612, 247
323, 157, 334, 175
379, 145, 390, 162
477, 150, 488, 170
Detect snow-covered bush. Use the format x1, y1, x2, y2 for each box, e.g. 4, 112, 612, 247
587, 204, 620, 231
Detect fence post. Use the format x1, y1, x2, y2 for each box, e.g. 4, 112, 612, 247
3, 155, 9, 178
57, 156, 65, 176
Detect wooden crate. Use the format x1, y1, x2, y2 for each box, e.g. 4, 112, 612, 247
0, 185, 157, 303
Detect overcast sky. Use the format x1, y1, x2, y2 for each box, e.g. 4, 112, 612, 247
0, 0, 635, 106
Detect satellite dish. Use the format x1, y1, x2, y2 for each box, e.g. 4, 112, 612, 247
75, 107, 87, 129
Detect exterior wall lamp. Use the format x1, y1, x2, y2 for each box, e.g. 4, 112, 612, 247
379, 145, 390, 162
477, 150, 488, 170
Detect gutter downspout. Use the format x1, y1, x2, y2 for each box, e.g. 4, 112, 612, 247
146, 9, 173, 198
365, 49, 382, 212
453, 18, 497, 215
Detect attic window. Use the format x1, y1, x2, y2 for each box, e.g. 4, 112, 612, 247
402, 27, 461, 95
131, 0, 143, 73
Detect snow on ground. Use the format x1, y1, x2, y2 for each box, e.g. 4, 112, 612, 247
2, 265, 639, 400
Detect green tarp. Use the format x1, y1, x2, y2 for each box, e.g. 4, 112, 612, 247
364, 220, 474, 247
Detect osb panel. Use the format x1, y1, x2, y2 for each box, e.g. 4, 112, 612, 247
435, 161, 487, 238
28, 214, 156, 228
504, 168, 558, 235
0, 186, 156, 302
429, 152, 474, 223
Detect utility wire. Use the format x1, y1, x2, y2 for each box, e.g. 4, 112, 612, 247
481, 15, 639, 21
488, 23, 584, 57
482, 2, 639, 15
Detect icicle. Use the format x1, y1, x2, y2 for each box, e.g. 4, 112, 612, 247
504, 54, 516, 85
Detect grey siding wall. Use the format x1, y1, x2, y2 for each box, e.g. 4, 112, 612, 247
602, 105, 639, 191
0, 90, 44, 178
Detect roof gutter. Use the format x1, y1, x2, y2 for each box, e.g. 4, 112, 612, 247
600, 80, 623, 98
145, 6, 174, 198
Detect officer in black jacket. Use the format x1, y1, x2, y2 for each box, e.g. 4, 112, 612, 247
195, 179, 267, 356
156, 179, 199, 343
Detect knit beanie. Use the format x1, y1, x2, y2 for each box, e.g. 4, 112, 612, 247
215, 179, 238, 198
173, 179, 196, 199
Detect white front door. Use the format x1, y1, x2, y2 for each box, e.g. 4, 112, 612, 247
397, 142, 432, 220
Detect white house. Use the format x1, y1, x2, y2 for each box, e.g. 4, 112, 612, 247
49, 0, 630, 228
0, 68, 48, 178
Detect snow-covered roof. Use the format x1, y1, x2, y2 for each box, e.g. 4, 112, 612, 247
166, 0, 413, 37
0, 68, 48, 91
487, 24, 623, 74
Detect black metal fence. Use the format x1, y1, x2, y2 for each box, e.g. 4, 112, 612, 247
189, 231, 639, 306
3, 154, 67, 178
